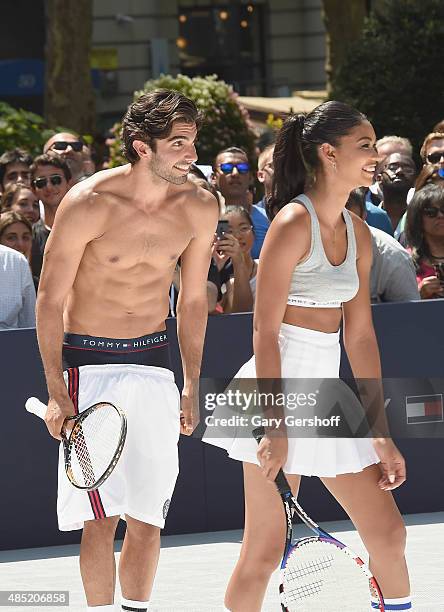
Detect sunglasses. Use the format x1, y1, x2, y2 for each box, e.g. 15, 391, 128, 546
427, 151, 444, 164
423, 205, 444, 218
51, 141, 83, 153
219, 162, 250, 175
33, 174, 64, 189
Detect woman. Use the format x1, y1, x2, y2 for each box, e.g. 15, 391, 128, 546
205, 101, 411, 611
0, 210, 33, 261
214, 206, 258, 313
405, 183, 444, 299
0, 211, 39, 290
0, 182, 40, 225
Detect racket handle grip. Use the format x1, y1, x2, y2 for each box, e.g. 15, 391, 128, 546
25, 397, 47, 420
252, 427, 292, 495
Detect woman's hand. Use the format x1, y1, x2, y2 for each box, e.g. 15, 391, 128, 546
373, 438, 406, 490
257, 431, 288, 482
419, 275, 444, 299
213, 234, 243, 267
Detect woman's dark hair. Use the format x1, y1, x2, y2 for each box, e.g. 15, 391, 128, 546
405, 183, 444, 268
0, 210, 33, 239
224, 205, 255, 235
268, 101, 367, 219
345, 187, 367, 218
121, 89, 202, 164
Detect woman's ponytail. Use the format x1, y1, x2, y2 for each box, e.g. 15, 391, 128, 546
267, 114, 307, 220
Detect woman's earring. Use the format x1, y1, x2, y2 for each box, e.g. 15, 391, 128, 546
332, 162, 337, 172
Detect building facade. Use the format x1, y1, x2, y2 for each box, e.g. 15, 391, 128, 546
92, 0, 326, 124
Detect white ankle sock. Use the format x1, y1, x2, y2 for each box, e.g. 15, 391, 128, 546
87, 606, 115, 611
121, 597, 149, 611
372, 596, 412, 610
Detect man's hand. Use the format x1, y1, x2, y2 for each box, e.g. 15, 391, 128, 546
180, 388, 200, 435
45, 395, 75, 440
373, 438, 406, 490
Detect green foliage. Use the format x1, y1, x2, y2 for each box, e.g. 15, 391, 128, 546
0, 101, 91, 157
0, 102, 55, 156
109, 73, 257, 167
332, 0, 444, 154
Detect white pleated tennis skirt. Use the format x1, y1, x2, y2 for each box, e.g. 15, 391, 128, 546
203, 323, 379, 477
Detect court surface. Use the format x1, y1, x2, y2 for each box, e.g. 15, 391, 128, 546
0, 512, 442, 611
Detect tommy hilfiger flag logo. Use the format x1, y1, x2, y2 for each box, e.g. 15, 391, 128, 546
406, 394, 443, 424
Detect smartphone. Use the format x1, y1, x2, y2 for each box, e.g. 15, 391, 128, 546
216, 220, 230, 239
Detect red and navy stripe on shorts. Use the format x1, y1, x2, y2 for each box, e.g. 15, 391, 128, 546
66, 367, 106, 520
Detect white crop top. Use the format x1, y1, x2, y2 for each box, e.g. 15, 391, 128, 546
287, 194, 359, 308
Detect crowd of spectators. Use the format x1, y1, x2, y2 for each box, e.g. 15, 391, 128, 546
1, 117, 444, 330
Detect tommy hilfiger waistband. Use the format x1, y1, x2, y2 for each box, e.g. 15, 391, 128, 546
63, 330, 168, 352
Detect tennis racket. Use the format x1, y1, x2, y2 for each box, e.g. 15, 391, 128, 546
253, 427, 385, 612
26, 397, 127, 491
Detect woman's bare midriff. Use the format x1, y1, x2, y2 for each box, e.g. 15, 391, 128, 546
283, 304, 342, 334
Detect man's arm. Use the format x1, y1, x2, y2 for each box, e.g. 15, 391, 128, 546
176, 191, 218, 433
36, 185, 105, 438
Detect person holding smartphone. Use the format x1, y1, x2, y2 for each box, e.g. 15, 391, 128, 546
213, 207, 258, 313
405, 183, 444, 298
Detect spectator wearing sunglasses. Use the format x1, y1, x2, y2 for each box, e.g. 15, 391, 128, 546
420, 132, 444, 174
0, 183, 40, 225
405, 183, 444, 299
43, 132, 85, 183
213, 147, 269, 260
0, 148, 33, 194
29, 154, 71, 279
376, 153, 417, 240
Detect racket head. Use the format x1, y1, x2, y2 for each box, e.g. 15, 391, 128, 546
63, 402, 127, 491
280, 534, 384, 612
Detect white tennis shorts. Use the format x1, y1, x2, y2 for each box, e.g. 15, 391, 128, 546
57, 364, 180, 531
204, 323, 379, 477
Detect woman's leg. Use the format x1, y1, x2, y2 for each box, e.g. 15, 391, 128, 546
321, 463, 410, 600
224, 462, 301, 612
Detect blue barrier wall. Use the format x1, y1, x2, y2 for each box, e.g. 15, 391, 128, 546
0, 300, 443, 551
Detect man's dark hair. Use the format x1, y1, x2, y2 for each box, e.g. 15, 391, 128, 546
214, 147, 249, 169
30, 153, 72, 183
0, 148, 33, 187
121, 89, 201, 164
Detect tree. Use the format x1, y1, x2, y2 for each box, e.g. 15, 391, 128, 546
322, 0, 368, 97
332, 0, 444, 152
44, 0, 95, 135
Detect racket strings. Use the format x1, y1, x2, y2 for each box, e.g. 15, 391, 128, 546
285, 553, 334, 581
72, 427, 96, 487
281, 539, 377, 611
68, 403, 124, 488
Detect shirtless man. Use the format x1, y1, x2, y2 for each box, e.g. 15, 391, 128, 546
36, 90, 218, 612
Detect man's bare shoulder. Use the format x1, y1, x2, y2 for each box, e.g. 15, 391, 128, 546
55, 167, 132, 227
182, 180, 219, 219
